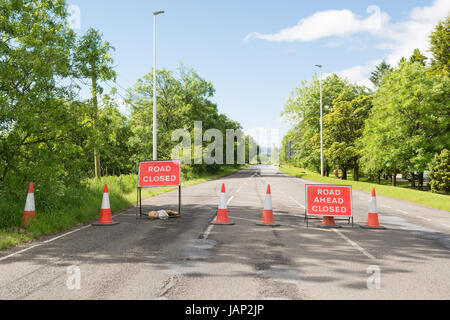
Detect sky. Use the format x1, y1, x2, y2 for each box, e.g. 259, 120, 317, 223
66, 0, 450, 148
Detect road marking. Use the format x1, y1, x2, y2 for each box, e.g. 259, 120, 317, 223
202, 171, 255, 240
332, 229, 376, 261
396, 209, 409, 215
287, 196, 306, 209
417, 216, 432, 222
382, 205, 392, 209
0, 225, 92, 262
228, 216, 258, 223
202, 224, 215, 240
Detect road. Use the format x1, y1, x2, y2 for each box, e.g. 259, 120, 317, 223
0, 165, 449, 300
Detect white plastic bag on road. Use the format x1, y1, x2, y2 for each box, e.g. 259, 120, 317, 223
158, 210, 169, 220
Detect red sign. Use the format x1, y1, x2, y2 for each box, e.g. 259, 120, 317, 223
138, 161, 181, 187
305, 185, 352, 217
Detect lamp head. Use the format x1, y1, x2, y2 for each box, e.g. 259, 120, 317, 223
153, 10, 165, 16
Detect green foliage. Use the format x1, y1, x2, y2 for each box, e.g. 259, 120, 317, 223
282, 18, 449, 191
0, 1, 247, 235
370, 60, 392, 88
409, 48, 427, 66
282, 73, 368, 173
359, 61, 450, 179
127, 64, 242, 171
429, 15, 450, 75
429, 149, 450, 194
324, 94, 373, 179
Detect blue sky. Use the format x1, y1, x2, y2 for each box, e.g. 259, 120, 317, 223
67, 0, 449, 147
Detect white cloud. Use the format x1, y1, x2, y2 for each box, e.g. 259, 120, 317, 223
325, 60, 381, 89
244, 5, 389, 42
330, 0, 450, 87
377, 0, 450, 65
245, 1, 450, 87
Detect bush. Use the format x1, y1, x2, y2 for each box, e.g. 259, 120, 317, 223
429, 149, 450, 194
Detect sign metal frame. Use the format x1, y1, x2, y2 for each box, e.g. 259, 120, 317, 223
304, 184, 354, 228
136, 160, 182, 219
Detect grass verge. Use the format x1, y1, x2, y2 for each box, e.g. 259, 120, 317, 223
0, 165, 246, 251
280, 165, 450, 211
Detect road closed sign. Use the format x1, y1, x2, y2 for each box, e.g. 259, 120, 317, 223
138, 160, 181, 187
305, 185, 352, 217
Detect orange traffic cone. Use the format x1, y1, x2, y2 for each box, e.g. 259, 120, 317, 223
22, 182, 36, 227
212, 184, 234, 225
318, 216, 342, 228
361, 188, 386, 230
92, 184, 119, 226
256, 184, 280, 227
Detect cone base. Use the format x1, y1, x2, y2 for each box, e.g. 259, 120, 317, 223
360, 225, 386, 230
211, 221, 235, 225
92, 221, 120, 226
256, 222, 280, 227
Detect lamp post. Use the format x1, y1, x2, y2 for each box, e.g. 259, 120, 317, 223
315, 64, 324, 177
153, 10, 164, 161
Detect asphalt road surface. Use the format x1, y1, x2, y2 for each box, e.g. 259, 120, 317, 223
1, 165, 449, 300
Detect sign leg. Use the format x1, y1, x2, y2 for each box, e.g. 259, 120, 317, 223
139, 187, 142, 218
178, 185, 182, 215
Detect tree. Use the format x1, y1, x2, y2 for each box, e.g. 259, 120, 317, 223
127, 64, 241, 171
369, 60, 392, 88
282, 74, 367, 174
409, 48, 427, 66
429, 15, 450, 75
73, 28, 116, 179
324, 94, 373, 180
360, 60, 450, 187
429, 149, 450, 194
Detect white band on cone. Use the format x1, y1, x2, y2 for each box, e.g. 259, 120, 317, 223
264, 194, 272, 210
24, 193, 35, 212
369, 196, 377, 213
219, 193, 227, 209
101, 193, 111, 209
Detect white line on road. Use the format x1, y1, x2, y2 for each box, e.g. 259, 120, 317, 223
202, 172, 256, 240
332, 229, 377, 261
288, 196, 306, 209
0, 225, 92, 262
202, 224, 215, 240
397, 209, 409, 215
417, 216, 432, 222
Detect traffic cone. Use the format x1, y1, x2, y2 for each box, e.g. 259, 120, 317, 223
361, 188, 386, 230
211, 184, 234, 225
22, 182, 36, 227
92, 184, 119, 226
317, 216, 342, 228
256, 184, 280, 227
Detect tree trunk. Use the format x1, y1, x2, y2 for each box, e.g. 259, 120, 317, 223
326, 164, 330, 177
341, 167, 347, 180
392, 171, 397, 186
410, 172, 416, 189
353, 164, 359, 181
377, 171, 381, 185
418, 172, 424, 191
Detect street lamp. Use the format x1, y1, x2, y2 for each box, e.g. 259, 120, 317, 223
153, 10, 165, 161
315, 64, 324, 177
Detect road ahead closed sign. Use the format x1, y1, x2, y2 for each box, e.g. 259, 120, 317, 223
138, 160, 181, 187
306, 185, 352, 217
